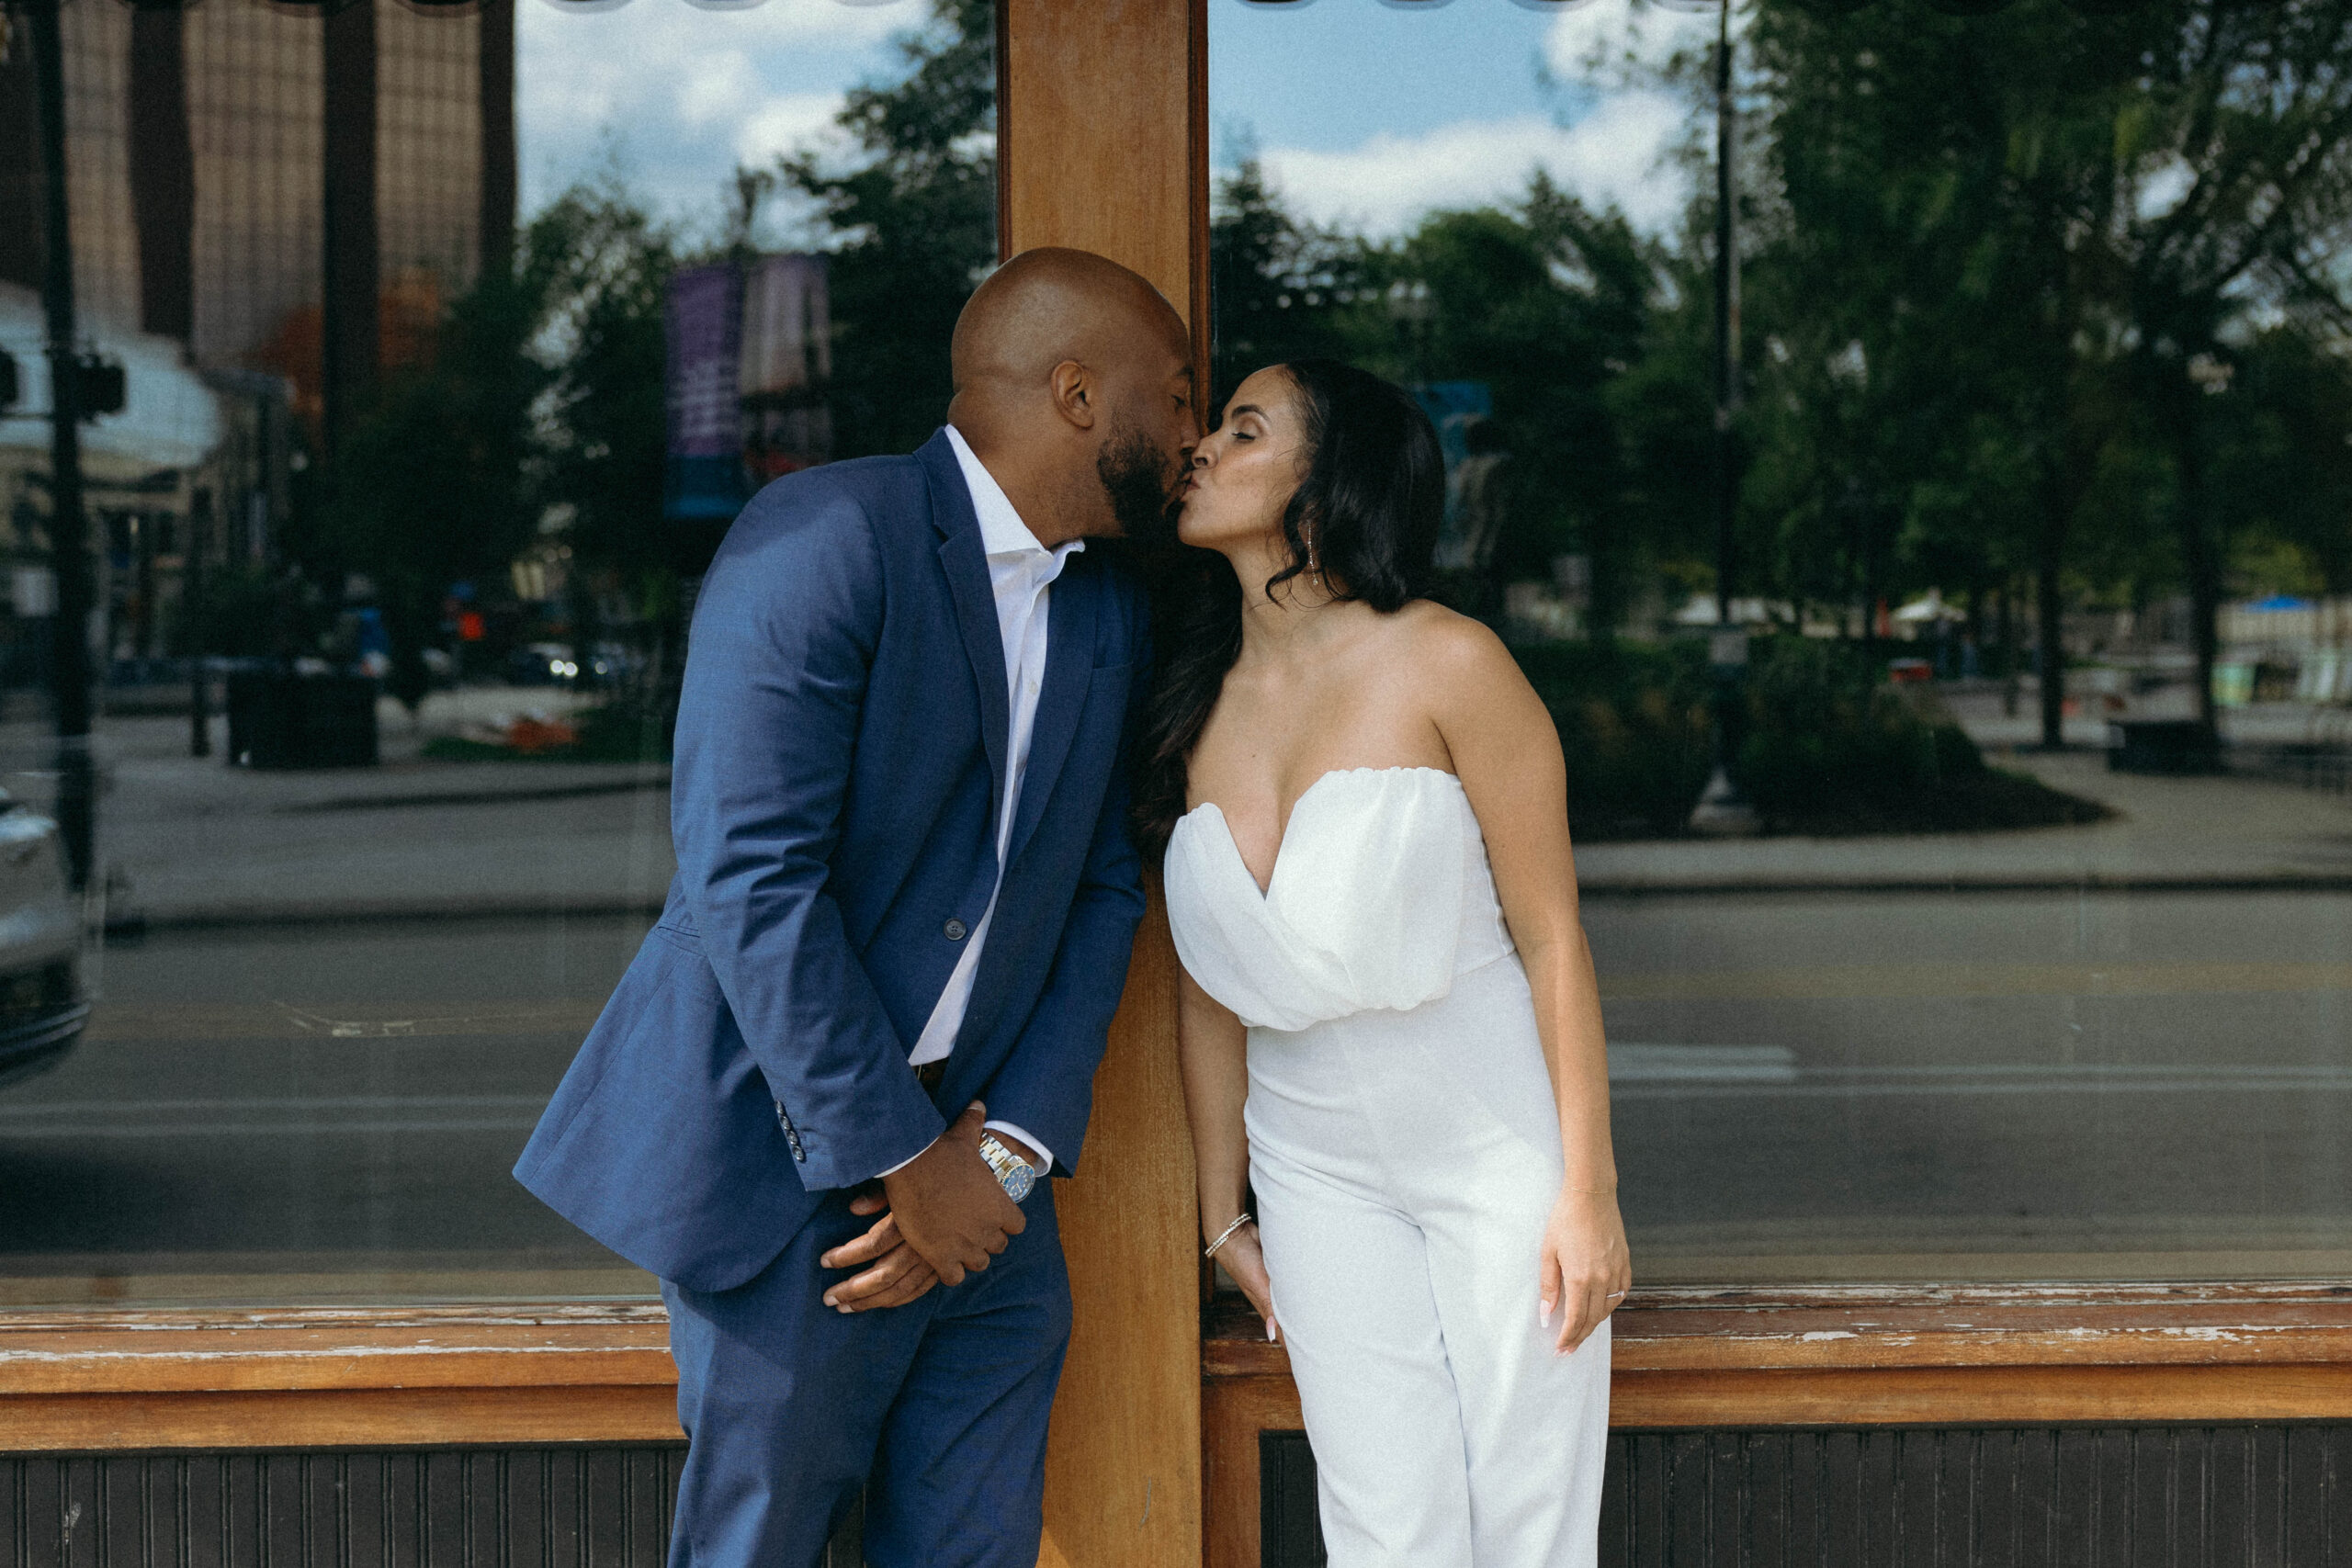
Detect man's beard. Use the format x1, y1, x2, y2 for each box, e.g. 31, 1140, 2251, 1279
1097, 426, 1182, 546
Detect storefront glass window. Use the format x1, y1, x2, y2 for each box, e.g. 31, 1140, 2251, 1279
0, 0, 992, 1307
1211, 0, 2352, 1283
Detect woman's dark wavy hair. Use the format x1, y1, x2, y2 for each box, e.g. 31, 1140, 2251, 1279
1134, 358, 1443, 852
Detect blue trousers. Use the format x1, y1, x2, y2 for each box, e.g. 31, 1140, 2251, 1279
662, 1180, 1070, 1568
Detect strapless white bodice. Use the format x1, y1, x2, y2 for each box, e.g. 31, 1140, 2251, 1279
1163, 766, 1514, 1032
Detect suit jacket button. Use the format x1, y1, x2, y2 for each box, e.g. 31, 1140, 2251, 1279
944, 919, 968, 941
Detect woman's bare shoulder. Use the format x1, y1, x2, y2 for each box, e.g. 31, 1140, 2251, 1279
1381, 601, 1547, 746
1385, 599, 1521, 683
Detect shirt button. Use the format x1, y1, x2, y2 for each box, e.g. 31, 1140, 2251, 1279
944, 919, 968, 941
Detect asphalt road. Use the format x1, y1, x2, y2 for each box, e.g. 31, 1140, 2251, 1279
2, 894, 2348, 1301
1592, 886, 2352, 1277
0, 915, 656, 1303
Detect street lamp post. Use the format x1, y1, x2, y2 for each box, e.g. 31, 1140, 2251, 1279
27, 0, 99, 890
1689, 0, 1758, 837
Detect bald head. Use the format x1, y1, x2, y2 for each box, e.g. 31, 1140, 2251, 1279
944, 247, 1200, 548
951, 247, 1189, 400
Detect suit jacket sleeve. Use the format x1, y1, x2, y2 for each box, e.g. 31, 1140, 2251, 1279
672, 483, 945, 1192
977, 607, 1152, 1174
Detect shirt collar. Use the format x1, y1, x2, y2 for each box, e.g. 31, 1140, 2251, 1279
945, 423, 1084, 570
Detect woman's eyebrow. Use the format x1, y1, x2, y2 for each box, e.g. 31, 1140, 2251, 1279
1228, 403, 1264, 419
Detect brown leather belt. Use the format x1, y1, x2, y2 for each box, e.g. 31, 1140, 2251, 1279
914, 1059, 946, 1090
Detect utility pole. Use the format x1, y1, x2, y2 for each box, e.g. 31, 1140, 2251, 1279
1690, 0, 1758, 837
27, 0, 97, 889
1711, 0, 1739, 633
188, 488, 210, 758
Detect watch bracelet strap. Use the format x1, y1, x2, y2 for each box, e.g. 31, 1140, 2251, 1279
978, 1133, 1034, 1187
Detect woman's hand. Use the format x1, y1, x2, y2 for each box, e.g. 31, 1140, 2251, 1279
1216, 1222, 1282, 1344
1537, 1186, 1630, 1356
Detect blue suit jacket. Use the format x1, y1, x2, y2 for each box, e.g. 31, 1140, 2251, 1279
514, 430, 1149, 1292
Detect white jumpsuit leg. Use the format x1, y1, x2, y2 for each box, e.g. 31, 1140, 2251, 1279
1248, 955, 1611, 1568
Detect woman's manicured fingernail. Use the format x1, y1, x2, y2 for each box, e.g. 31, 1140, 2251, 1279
1540, 1302, 1554, 1329
1266, 1320, 1277, 1342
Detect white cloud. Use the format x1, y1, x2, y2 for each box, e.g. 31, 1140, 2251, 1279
1256, 94, 1693, 239
517, 0, 911, 219
1544, 0, 1737, 88
675, 52, 760, 129
734, 92, 853, 166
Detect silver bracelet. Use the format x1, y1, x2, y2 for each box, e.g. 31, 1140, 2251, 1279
1203, 1213, 1254, 1259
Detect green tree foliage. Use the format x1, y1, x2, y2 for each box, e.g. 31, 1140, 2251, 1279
1209, 164, 1668, 629
1726, 0, 2352, 729
532, 184, 676, 584
782, 0, 996, 458
317, 178, 675, 708
1734, 0, 2352, 739
1389, 180, 1656, 603
1208, 156, 1374, 402
319, 256, 552, 709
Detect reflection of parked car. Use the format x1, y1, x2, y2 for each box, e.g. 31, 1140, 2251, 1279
0, 793, 85, 1090
506, 641, 644, 688
508, 642, 580, 686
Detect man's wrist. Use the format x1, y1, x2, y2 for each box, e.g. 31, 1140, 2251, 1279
980, 1120, 1051, 1175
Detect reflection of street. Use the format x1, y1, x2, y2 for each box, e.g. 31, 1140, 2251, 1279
1599, 887, 2352, 1282
0, 916, 654, 1304
1, 707, 676, 928
8, 705, 2352, 1299
8, 890, 2346, 1303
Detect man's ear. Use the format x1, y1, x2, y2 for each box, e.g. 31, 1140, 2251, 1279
1048, 360, 1097, 431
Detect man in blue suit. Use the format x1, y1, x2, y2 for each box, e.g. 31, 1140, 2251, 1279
515, 247, 1199, 1567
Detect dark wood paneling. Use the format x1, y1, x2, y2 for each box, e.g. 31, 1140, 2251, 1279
0, 1450, 896, 1568
1255, 1427, 2352, 1568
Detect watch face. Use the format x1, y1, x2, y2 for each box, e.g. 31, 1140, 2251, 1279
1002, 1165, 1036, 1203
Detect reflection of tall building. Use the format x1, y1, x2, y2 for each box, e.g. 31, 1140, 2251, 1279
0, 0, 514, 441
0, 0, 513, 668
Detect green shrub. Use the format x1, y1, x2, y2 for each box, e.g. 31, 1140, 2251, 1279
1735, 637, 1981, 818
1512, 641, 1713, 838
1511, 635, 2102, 838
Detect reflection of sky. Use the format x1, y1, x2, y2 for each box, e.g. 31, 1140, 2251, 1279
516, 0, 1719, 243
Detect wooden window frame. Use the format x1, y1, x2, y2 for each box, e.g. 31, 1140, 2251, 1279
12, 1281, 2350, 1446
6, 10, 2350, 1568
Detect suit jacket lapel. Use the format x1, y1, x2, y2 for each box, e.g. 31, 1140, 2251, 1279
1005, 559, 1098, 872
920, 431, 1009, 832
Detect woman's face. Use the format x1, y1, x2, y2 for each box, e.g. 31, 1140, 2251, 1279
1178, 367, 1310, 555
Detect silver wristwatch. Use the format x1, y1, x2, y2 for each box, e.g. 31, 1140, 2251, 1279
977, 1133, 1038, 1203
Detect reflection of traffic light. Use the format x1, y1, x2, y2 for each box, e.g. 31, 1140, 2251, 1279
0, 351, 17, 412
75, 355, 125, 417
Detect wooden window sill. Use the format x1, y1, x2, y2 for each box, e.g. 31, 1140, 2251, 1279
6, 1284, 2352, 1453
0, 1303, 682, 1451
1206, 1282, 2352, 1427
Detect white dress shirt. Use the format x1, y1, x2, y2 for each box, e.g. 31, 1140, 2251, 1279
883, 424, 1080, 1176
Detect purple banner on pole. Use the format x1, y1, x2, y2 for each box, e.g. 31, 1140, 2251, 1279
664, 263, 745, 521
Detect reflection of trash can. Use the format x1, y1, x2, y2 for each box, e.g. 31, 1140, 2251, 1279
2108, 719, 2220, 774
225, 671, 379, 769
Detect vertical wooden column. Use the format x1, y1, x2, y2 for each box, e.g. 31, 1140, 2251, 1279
996, 5, 1209, 1565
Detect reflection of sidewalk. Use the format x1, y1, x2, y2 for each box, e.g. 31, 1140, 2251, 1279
34, 705, 2352, 924
1575, 749, 2352, 895
3, 712, 679, 931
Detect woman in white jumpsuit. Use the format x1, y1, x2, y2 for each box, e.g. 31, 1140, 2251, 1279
1143, 359, 1629, 1568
